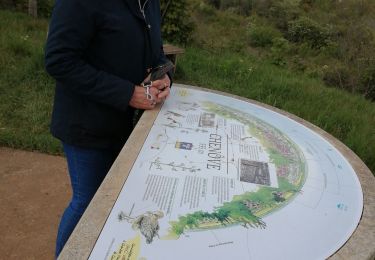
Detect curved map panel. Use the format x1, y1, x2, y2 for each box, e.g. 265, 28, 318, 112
89, 85, 363, 260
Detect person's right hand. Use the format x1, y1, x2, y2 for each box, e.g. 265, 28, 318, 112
129, 85, 159, 109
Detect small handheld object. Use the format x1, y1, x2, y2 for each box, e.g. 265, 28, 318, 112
141, 81, 153, 100
150, 60, 174, 81
141, 61, 174, 101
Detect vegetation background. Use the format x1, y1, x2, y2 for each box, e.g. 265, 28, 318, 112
0, 0, 374, 175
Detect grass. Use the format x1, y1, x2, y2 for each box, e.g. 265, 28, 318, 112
0, 9, 374, 175
175, 47, 375, 174
0, 10, 60, 154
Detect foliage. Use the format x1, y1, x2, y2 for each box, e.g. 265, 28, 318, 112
287, 16, 332, 49
169, 175, 308, 236
0, 0, 54, 17
160, 0, 194, 45
335, 24, 375, 99
267, 0, 300, 31
233, 0, 375, 100
269, 37, 290, 66
196, 1, 216, 16
189, 4, 248, 52
205, 0, 253, 15
220, 0, 252, 16
360, 64, 375, 99
248, 24, 281, 47
170, 199, 265, 236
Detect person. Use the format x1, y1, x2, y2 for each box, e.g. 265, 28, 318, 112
44, 0, 172, 257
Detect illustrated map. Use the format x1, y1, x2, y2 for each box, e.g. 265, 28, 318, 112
89, 85, 363, 260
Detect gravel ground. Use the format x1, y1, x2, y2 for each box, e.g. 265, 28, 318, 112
0, 147, 70, 259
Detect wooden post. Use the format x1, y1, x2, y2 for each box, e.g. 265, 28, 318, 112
28, 0, 37, 18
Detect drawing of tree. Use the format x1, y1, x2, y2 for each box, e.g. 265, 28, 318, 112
212, 208, 231, 225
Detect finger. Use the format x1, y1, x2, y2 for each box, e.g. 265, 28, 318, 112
163, 74, 171, 86
130, 99, 152, 110
130, 93, 156, 110
130, 85, 161, 109
157, 87, 170, 99
134, 86, 150, 100
152, 79, 169, 90
149, 87, 163, 103
142, 100, 156, 110
161, 74, 170, 83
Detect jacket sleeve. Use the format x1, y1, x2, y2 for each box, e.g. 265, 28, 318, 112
45, 0, 134, 111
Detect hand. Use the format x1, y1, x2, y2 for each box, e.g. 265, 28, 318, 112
129, 85, 160, 109
150, 74, 171, 102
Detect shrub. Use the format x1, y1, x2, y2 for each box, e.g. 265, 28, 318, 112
287, 16, 331, 49
197, 1, 216, 16
299, 0, 314, 11
319, 40, 341, 59
268, 1, 300, 32
335, 23, 375, 98
248, 24, 281, 47
219, 0, 253, 16
205, 0, 253, 16
322, 64, 353, 92
160, 0, 194, 45
251, 0, 272, 17
270, 37, 290, 66
359, 63, 375, 100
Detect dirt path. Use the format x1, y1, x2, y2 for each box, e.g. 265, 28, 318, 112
0, 147, 70, 259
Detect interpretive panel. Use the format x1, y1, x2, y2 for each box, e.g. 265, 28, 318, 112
89, 87, 363, 260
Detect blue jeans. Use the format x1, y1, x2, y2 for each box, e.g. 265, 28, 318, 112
55, 143, 120, 258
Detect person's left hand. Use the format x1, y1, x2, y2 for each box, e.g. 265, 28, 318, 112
150, 74, 171, 102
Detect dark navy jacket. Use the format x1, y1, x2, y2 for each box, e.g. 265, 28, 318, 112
45, 0, 169, 150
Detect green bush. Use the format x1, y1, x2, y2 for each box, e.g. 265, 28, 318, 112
248, 24, 281, 47
322, 63, 354, 93
359, 63, 375, 100
220, 0, 252, 16
197, 1, 216, 16
287, 16, 331, 49
326, 23, 375, 99
251, 0, 272, 17
267, 1, 300, 32
299, 0, 314, 11
322, 58, 375, 101
204, 0, 253, 16
270, 37, 290, 66
319, 40, 341, 59
160, 0, 194, 45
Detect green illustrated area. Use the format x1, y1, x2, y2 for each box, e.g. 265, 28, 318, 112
166, 102, 307, 238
